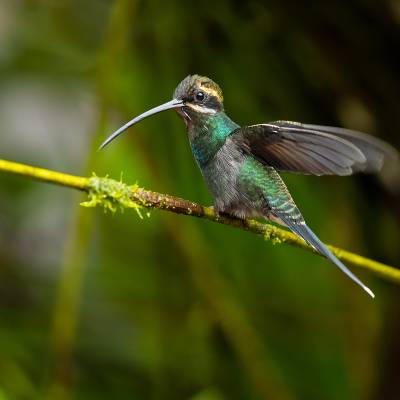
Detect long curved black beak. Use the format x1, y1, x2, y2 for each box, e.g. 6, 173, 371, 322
99, 99, 184, 150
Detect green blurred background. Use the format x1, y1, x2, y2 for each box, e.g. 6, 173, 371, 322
0, 1, 399, 399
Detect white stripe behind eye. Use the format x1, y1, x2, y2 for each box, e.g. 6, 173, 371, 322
187, 104, 217, 114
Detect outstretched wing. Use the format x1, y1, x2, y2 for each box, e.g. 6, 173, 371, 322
233, 121, 398, 176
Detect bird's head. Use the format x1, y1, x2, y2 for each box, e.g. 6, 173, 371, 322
99, 75, 224, 149
174, 74, 224, 117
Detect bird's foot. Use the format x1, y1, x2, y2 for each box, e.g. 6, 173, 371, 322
207, 205, 229, 218
209, 206, 247, 222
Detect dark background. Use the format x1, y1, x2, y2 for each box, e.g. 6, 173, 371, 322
0, 1, 399, 399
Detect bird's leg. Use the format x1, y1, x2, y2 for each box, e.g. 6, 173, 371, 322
212, 205, 248, 222
208, 205, 227, 218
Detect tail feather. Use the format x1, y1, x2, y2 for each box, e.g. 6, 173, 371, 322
277, 216, 375, 298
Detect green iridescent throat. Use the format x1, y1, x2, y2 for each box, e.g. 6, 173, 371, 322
190, 112, 239, 166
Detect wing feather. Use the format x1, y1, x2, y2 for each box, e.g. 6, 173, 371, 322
233, 121, 397, 176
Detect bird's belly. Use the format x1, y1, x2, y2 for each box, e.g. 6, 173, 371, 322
199, 141, 265, 219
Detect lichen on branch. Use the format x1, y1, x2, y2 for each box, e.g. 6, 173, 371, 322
82, 175, 146, 218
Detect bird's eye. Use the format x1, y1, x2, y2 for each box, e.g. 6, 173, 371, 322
195, 91, 205, 102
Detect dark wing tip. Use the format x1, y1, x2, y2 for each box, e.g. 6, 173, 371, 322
273, 121, 399, 173
299, 123, 399, 173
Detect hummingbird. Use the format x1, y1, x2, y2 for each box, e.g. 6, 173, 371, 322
100, 74, 398, 298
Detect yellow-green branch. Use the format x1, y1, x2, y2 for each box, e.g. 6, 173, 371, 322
1, 158, 399, 284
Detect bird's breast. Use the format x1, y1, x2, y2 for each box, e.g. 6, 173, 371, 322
198, 138, 250, 212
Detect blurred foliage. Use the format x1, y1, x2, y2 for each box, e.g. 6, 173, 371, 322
0, 1, 399, 399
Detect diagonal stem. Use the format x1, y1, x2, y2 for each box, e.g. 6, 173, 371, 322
0, 157, 399, 284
